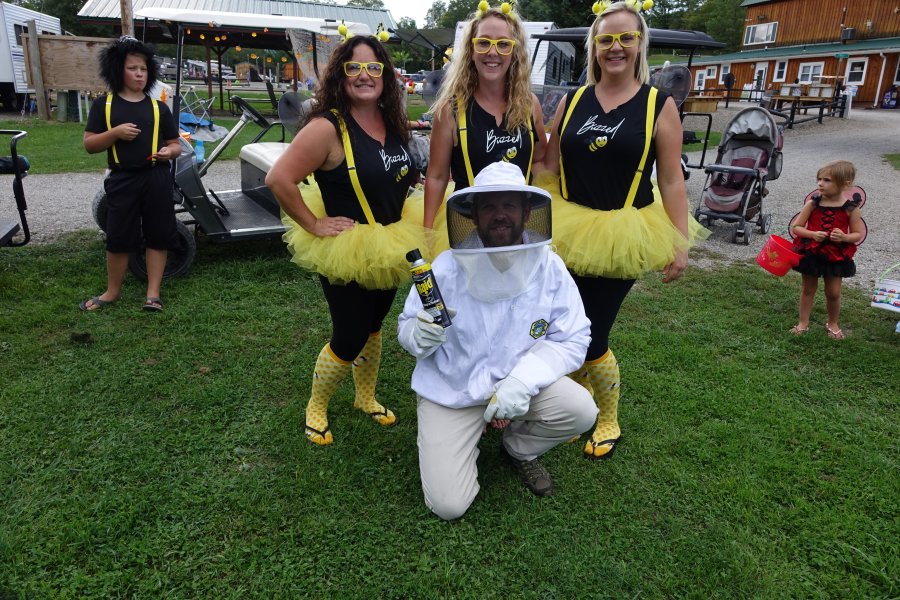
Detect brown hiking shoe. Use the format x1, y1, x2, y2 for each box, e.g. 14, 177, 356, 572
502, 446, 554, 497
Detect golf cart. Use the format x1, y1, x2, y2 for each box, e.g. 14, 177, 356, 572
529, 26, 725, 170
1, 129, 30, 247
91, 8, 369, 279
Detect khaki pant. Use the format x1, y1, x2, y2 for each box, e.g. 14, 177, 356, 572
417, 376, 597, 521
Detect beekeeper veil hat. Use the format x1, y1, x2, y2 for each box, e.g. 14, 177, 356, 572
445, 161, 552, 302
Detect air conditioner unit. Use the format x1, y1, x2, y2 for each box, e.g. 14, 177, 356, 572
841, 27, 856, 40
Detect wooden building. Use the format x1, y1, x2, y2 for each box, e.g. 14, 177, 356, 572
688, 0, 900, 107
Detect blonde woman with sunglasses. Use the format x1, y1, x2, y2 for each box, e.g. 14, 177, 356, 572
424, 3, 547, 231
267, 35, 424, 446
539, 0, 707, 460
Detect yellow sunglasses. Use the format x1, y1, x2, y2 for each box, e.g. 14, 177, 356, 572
343, 61, 384, 77
593, 31, 641, 50
471, 37, 516, 55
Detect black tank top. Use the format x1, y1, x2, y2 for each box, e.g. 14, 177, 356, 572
449, 99, 535, 189
558, 84, 667, 211
315, 113, 414, 225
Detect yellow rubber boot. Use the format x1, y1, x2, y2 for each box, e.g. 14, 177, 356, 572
583, 349, 621, 459
352, 331, 397, 427
306, 344, 351, 445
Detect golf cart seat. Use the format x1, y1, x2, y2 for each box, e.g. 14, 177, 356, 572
239, 142, 290, 212
239, 142, 290, 172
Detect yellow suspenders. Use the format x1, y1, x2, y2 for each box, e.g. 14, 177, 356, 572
559, 85, 659, 207
456, 98, 534, 185
105, 93, 160, 166
331, 110, 377, 225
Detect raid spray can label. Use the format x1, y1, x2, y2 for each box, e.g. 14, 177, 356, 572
406, 248, 452, 328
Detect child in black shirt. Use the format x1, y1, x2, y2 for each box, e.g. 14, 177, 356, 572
81, 36, 181, 312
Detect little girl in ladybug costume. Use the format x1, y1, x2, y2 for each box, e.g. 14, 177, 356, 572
790, 160, 864, 339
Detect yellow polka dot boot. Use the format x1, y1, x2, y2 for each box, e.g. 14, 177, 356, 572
583, 349, 621, 460
352, 331, 397, 427
306, 344, 351, 446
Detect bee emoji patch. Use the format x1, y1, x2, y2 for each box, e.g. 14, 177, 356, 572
589, 136, 608, 152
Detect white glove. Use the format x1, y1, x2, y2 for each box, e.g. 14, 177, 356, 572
412, 310, 447, 351
483, 376, 531, 422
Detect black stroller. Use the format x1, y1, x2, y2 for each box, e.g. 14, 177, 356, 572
693, 107, 784, 244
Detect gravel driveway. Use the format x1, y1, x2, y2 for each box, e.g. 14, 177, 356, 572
2, 103, 898, 289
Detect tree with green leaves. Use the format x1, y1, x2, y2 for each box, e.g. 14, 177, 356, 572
390, 48, 412, 70
438, 0, 479, 28
20, 0, 108, 36
425, 1, 447, 29
684, 0, 744, 51
397, 16, 417, 30
347, 0, 386, 7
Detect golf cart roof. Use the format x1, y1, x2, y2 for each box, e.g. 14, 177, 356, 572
533, 26, 724, 51
134, 7, 370, 36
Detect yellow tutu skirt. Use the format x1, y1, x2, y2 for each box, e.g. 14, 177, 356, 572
281, 179, 427, 290
424, 184, 451, 260
534, 172, 710, 279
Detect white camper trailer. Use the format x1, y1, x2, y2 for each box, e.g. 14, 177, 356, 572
0, 2, 61, 110
452, 20, 576, 89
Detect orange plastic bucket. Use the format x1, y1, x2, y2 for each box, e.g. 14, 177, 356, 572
757, 234, 801, 276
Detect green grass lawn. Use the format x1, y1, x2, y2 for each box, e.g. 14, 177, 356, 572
1, 234, 897, 597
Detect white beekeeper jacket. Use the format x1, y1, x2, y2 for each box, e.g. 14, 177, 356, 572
398, 248, 590, 409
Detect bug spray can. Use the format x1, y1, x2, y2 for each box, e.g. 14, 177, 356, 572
407, 248, 452, 328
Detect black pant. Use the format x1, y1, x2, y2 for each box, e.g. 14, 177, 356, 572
571, 274, 635, 361
104, 165, 177, 253
319, 276, 397, 362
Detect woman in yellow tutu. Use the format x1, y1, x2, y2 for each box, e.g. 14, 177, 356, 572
423, 1, 547, 231
266, 34, 423, 445
539, 0, 707, 459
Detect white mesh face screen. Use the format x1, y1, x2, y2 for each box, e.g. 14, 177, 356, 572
447, 192, 551, 251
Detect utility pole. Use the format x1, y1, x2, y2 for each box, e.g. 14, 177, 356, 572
119, 0, 134, 37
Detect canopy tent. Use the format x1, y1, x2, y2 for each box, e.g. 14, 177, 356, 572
134, 7, 370, 116
390, 28, 455, 53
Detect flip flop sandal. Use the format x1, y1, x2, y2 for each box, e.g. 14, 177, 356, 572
79, 296, 115, 311
143, 297, 164, 312
305, 424, 334, 446
583, 437, 621, 460
359, 405, 397, 427
825, 324, 845, 339
789, 325, 809, 335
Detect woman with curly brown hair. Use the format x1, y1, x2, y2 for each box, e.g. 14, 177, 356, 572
266, 34, 424, 446
423, 2, 547, 230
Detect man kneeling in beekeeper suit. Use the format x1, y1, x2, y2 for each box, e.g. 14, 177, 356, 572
398, 161, 597, 521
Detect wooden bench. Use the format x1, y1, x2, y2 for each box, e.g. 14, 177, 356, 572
771, 95, 832, 112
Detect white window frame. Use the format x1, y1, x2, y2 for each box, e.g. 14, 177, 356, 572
845, 58, 868, 85
719, 64, 731, 84
773, 60, 787, 82
894, 57, 900, 84
744, 22, 778, 46
798, 61, 824, 83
